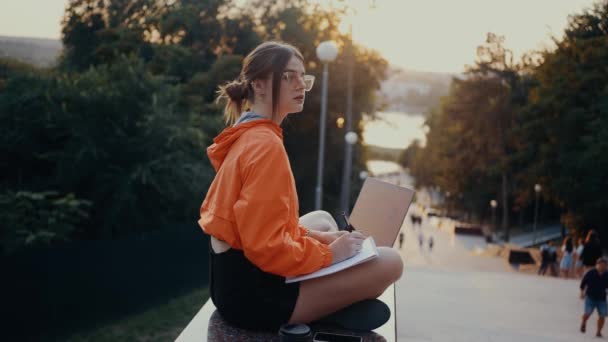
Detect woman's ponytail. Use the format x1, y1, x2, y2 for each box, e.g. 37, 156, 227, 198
216, 78, 251, 125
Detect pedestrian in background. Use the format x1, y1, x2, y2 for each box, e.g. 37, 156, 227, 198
538, 242, 550, 276
560, 236, 574, 278
548, 243, 559, 277
580, 257, 608, 337
581, 230, 603, 274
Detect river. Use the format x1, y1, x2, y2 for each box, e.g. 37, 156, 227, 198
362, 111, 426, 175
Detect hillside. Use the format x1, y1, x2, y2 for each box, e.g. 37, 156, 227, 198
0, 36, 62, 67
379, 66, 454, 114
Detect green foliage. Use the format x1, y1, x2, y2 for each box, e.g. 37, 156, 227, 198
1, 56, 213, 238
0, 64, 56, 191
60, 0, 159, 71
3, 0, 387, 245
405, 33, 521, 229
404, 1, 608, 239
519, 1, 608, 233
0, 191, 91, 255
0, 57, 41, 80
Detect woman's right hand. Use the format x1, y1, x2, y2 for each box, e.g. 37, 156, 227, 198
329, 231, 367, 264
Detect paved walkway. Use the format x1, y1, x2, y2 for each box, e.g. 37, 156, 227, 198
393, 214, 592, 341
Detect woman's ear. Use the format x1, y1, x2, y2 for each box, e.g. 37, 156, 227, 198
251, 78, 268, 98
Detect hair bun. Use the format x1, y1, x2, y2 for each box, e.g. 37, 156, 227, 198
224, 80, 249, 101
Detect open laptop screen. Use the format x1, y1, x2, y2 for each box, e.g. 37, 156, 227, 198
348, 177, 415, 247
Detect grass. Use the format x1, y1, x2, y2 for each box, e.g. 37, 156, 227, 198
64, 287, 209, 342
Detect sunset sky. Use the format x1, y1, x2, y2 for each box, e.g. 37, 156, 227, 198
0, 0, 597, 72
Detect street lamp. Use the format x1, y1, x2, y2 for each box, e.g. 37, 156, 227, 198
533, 183, 542, 244
338, 0, 379, 214
340, 131, 358, 213
314, 40, 338, 210
344, 131, 358, 144
338, 22, 356, 214
490, 199, 498, 237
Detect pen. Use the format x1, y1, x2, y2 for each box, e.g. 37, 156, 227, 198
339, 211, 356, 232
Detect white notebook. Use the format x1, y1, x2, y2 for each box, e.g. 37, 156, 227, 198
286, 237, 379, 283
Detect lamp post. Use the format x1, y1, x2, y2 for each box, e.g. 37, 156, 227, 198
339, 24, 355, 214
314, 41, 338, 210
340, 131, 358, 214
490, 200, 498, 237
339, 0, 378, 214
533, 183, 542, 245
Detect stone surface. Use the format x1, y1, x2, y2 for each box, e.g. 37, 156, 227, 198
395, 215, 590, 341
206, 310, 387, 342
177, 281, 395, 341
178, 211, 589, 342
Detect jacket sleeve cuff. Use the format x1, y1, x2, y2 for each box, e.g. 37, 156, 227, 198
320, 243, 333, 267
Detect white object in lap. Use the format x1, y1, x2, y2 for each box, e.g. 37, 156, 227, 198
211, 236, 230, 254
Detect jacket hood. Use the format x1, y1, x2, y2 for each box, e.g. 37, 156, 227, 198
206, 119, 283, 171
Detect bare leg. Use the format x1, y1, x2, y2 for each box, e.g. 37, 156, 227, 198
582, 313, 590, 333
538, 264, 547, 275
289, 247, 403, 324
292, 210, 404, 323
598, 316, 605, 337
299, 210, 339, 232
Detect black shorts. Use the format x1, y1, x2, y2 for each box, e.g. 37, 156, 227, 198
209, 243, 300, 331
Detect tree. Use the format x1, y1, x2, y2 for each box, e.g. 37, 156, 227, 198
405, 1, 608, 242
403, 33, 527, 236
60, 0, 159, 71
0, 57, 213, 239
466, 33, 527, 240
519, 0, 608, 238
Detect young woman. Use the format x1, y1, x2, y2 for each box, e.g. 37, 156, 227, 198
560, 236, 574, 278
198, 41, 403, 332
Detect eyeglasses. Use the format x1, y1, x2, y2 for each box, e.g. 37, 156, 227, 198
281, 71, 315, 91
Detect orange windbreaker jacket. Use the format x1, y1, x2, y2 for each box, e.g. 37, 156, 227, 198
198, 119, 333, 277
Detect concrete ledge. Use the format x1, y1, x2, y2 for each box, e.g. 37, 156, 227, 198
176, 284, 396, 341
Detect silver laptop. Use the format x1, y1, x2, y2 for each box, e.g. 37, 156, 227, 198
348, 177, 416, 247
